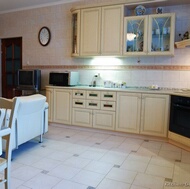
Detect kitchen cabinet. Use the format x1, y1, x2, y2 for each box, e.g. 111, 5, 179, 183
53, 88, 72, 125
80, 7, 101, 56
77, 4, 123, 56
71, 10, 80, 56
140, 94, 169, 137
46, 87, 53, 122
123, 15, 148, 56
116, 92, 141, 133
123, 13, 175, 56
72, 90, 116, 130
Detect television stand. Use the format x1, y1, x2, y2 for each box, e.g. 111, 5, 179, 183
13, 87, 40, 97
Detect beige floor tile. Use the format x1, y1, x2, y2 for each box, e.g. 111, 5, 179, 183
84, 160, 113, 174
173, 162, 190, 183
23, 173, 61, 189
133, 173, 165, 189
46, 150, 73, 161
106, 167, 137, 184
150, 156, 175, 168
121, 159, 148, 173
126, 153, 151, 163
141, 140, 162, 150
146, 164, 173, 179
52, 179, 87, 189
80, 150, 105, 160
32, 157, 62, 171
160, 143, 182, 153
159, 150, 181, 160
72, 170, 105, 187
130, 184, 149, 189
96, 178, 131, 189
63, 156, 91, 168
48, 164, 81, 179
100, 151, 128, 165
11, 165, 42, 181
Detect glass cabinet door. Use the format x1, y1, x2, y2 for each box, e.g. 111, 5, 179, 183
72, 10, 80, 56
148, 13, 175, 55
123, 16, 148, 55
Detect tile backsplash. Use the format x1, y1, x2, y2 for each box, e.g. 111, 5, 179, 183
0, 1, 190, 90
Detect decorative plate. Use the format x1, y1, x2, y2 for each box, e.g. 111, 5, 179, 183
134, 5, 146, 16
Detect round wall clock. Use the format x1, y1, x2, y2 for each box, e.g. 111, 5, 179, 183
38, 26, 51, 46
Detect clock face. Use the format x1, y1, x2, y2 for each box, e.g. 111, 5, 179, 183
38, 27, 51, 46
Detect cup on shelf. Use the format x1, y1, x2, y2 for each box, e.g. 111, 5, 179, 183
162, 27, 167, 35
156, 29, 160, 35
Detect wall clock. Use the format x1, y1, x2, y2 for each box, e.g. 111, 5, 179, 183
38, 26, 51, 46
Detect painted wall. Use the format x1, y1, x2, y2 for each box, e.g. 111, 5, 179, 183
0, 1, 190, 91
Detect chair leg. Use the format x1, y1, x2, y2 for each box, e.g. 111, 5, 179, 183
5, 167, 10, 189
39, 134, 43, 143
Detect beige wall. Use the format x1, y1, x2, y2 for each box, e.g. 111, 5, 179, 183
0, 1, 190, 89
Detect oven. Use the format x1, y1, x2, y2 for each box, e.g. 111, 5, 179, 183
169, 95, 190, 138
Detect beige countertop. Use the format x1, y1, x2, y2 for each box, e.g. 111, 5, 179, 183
46, 85, 190, 97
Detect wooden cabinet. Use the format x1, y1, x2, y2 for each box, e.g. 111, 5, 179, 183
116, 92, 169, 137
46, 87, 53, 122
140, 94, 169, 137
123, 13, 175, 56
101, 5, 123, 55
53, 88, 72, 125
78, 5, 123, 56
71, 10, 80, 56
72, 90, 116, 130
116, 92, 141, 134
80, 7, 101, 56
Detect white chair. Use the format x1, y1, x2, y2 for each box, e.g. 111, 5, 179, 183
0, 94, 48, 151
0, 97, 20, 189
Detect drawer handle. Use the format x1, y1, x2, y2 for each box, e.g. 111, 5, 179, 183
75, 102, 83, 105
75, 93, 83, 96
89, 103, 98, 106
104, 94, 113, 98
104, 104, 113, 108
89, 93, 98, 97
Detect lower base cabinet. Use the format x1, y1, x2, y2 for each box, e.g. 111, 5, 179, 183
72, 108, 115, 130
72, 108, 93, 127
140, 94, 169, 137
116, 92, 169, 137
116, 92, 141, 134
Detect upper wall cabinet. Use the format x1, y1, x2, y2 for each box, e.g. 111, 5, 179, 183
80, 7, 101, 56
71, 5, 124, 57
124, 13, 175, 56
148, 13, 175, 56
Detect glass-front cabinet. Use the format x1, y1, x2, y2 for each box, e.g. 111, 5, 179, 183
148, 13, 175, 56
123, 15, 148, 55
124, 13, 175, 56
71, 10, 80, 56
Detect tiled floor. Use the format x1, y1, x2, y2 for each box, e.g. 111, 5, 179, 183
1, 124, 190, 189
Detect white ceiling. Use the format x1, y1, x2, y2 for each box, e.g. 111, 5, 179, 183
0, 0, 190, 14
0, 0, 81, 14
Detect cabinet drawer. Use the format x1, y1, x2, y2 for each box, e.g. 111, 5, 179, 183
87, 90, 100, 100
86, 100, 100, 109
101, 91, 116, 101
73, 90, 86, 99
73, 99, 86, 108
101, 101, 116, 111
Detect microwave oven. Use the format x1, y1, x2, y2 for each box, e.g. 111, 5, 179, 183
49, 71, 79, 86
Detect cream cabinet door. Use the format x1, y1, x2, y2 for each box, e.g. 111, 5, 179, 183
46, 87, 53, 122
116, 92, 141, 133
101, 5, 123, 55
148, 13, 175, 56
72, 108, 93, 127
53, 89, 72, 124
80, 7, 101, 56
93, 110, 115, 130
141, 94, 169, 137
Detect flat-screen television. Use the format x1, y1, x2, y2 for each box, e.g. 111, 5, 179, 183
17, 69, 41, 90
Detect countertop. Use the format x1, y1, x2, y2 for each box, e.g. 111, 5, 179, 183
46, 85, 190, 97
